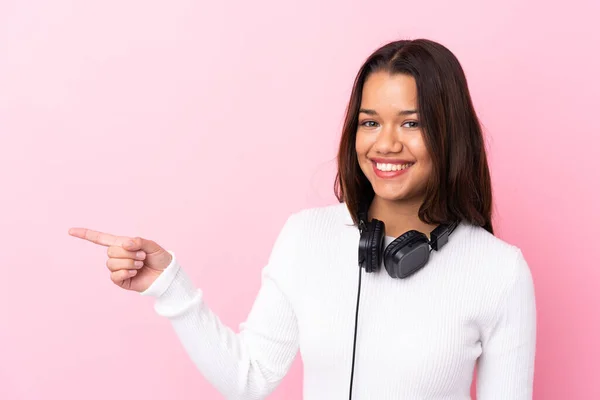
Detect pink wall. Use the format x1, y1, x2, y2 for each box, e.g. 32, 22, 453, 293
1, 0, 599, 398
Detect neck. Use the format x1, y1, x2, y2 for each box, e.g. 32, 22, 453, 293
368, 195, 438, 238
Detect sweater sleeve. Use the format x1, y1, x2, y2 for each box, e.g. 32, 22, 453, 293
140, 214, 301, 400
476, 249, 537, 399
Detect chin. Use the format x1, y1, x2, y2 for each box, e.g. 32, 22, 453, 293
370, 182, 426, 204
371, 185, 410, 202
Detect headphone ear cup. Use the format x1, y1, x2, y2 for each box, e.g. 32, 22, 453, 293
383, 230, 429, 278
383, 230, 421, 259
365, 219, 385, 273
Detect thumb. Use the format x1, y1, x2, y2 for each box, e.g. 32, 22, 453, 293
123, 236, 162, 253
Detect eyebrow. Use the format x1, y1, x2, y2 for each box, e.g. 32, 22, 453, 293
359, 108, 419, 116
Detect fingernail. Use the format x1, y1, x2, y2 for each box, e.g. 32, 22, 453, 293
126, 241, 135, 247
134, 261, 144, 268
128, 270, 137, 276
136, 251, 145, 259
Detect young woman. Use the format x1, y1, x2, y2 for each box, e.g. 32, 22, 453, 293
70, 38, 537, 399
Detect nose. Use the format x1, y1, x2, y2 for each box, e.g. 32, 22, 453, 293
374, 125, 403, 154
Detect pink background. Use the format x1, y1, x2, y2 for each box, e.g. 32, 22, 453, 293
1, 0, 599, 399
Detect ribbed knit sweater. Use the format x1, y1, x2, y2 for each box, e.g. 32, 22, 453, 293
141, 202, 537, 399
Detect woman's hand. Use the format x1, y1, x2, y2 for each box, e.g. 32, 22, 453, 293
68, 227, 172, 292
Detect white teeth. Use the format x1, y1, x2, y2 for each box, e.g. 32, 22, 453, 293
376, 162, 413, 171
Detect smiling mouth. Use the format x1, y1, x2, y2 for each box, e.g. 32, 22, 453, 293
374, 162, 414, 172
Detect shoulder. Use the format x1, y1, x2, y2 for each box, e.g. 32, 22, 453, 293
454, 222, 534, 305
459, 222, 519, 259
284, 202, 353, 233
270, 202, 354, 259
265, 202, 352, 287
271, 202, 351, 250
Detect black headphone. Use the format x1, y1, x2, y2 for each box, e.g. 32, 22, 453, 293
357, 207, 459, 279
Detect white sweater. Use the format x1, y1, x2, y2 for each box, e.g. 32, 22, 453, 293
141, 202, 536, 399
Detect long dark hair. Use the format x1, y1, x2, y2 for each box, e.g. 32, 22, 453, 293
334, 38, 494, 234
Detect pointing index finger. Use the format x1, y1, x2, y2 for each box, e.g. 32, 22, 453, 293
68, 227, 124, 247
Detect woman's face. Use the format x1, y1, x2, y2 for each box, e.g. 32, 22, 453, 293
355, 71, 432, 203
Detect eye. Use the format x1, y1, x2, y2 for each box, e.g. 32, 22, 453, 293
402, 121, 419, 128
360, 120, 379, 128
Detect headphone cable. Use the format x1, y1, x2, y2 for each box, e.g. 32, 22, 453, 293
348, 264, 363, 400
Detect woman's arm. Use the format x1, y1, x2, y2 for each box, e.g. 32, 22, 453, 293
476, 249, 537, 399
141, 214, 302, 400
